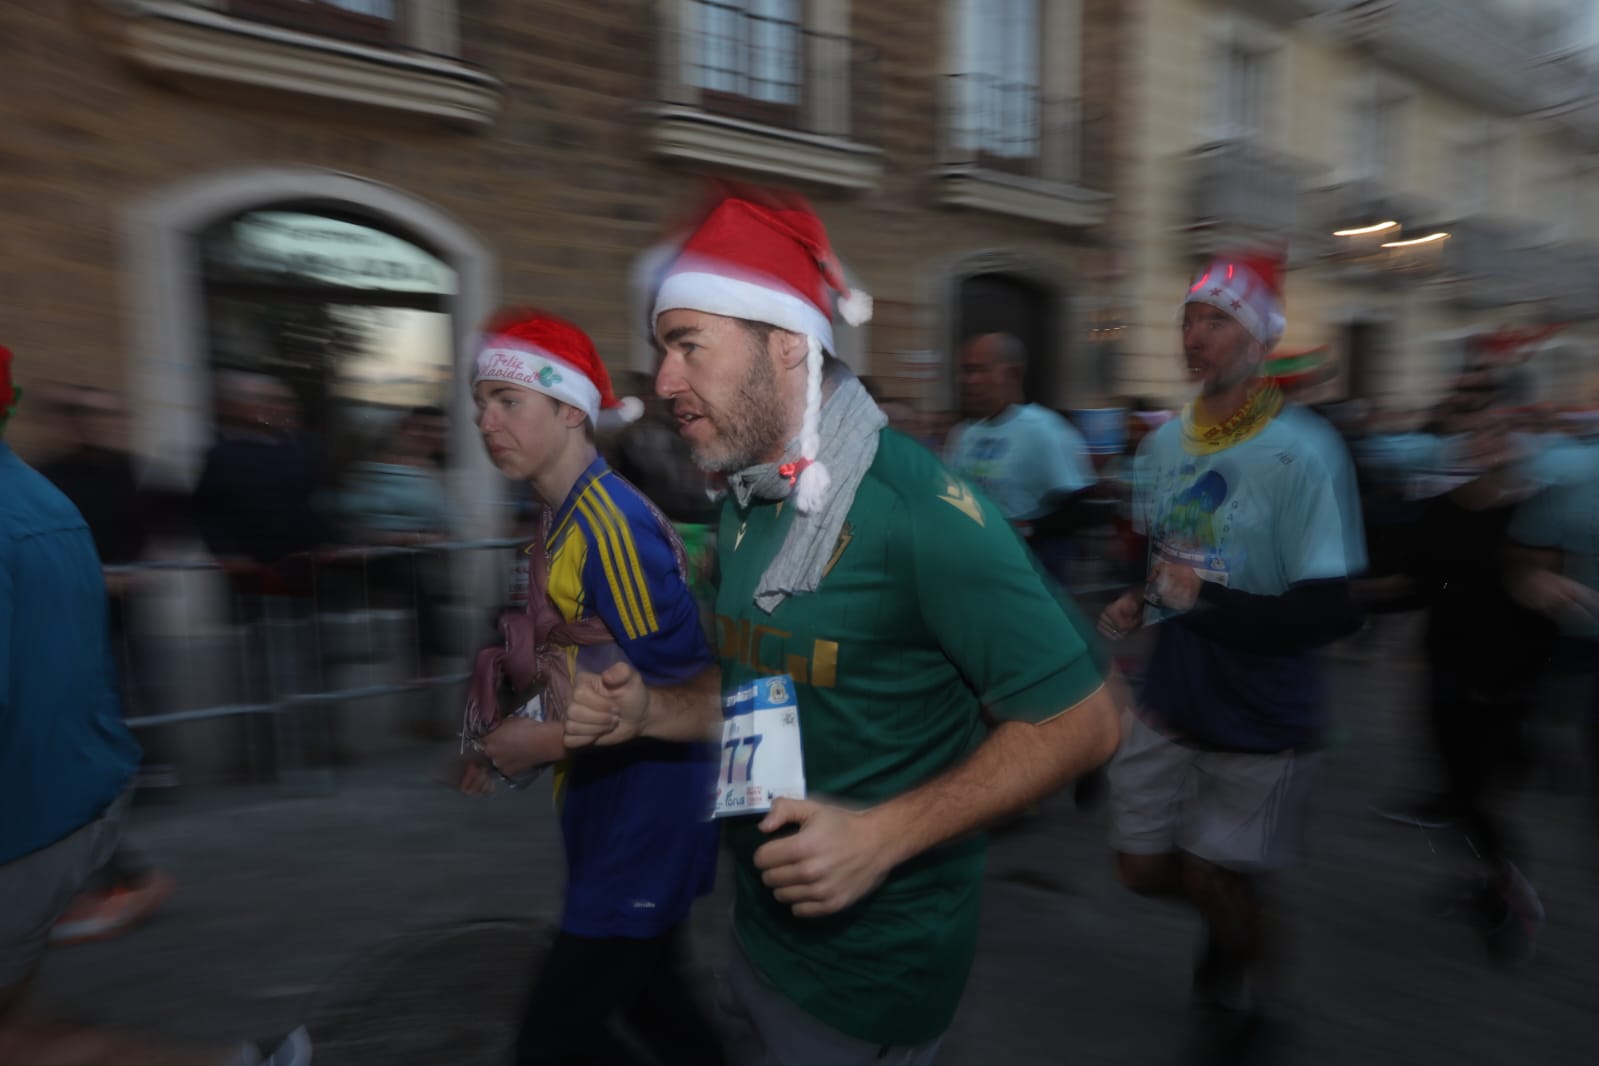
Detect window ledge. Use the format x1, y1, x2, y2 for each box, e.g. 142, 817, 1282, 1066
934, 165, 1109, 228
111, 1, 501, 130
648, 105, 882, 191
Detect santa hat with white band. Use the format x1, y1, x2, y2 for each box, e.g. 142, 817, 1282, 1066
652, 189, 872, 514
474, 308, 643, 429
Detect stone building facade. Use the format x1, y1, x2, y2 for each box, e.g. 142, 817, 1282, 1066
1, 0, 1128, 537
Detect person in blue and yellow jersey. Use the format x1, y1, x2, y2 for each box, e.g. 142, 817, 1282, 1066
461, 309, 725, 1066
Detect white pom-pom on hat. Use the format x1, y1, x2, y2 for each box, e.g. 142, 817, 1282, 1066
838, 287, 873, 327
596, 395, 646, 432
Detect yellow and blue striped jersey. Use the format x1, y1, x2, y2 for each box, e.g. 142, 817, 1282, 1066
538, 456, 709, 682
530, 455, 718, 939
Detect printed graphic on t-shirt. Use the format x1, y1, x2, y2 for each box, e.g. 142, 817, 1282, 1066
1147, 465, 1242, 616
960, 435, 1009, 500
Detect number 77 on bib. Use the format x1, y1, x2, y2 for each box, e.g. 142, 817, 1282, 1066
712, 675, 806, 818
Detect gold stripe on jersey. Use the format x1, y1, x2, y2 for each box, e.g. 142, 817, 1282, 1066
592, 481, 660, 635
576, 494, 655, 640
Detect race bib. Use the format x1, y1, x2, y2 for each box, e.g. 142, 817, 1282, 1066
712, 675, 805, 818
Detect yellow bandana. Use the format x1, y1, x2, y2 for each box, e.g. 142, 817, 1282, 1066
1180, 380, 1284, 455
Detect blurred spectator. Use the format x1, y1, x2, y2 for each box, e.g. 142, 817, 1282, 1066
193, 372, 335, 777
946, 332, 1095, 570
34, 385, 178, 943
194, 372, 333, 583
38, 386, 148, 570
335, 405, 454, 686
37, 386, 172, 782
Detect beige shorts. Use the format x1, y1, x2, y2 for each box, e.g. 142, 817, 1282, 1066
0, 792, 128, 989
1107, 712, 1315, 872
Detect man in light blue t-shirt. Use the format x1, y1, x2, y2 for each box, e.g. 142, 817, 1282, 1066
1097, 255, 1365, 1062
945, 332, 1094, 539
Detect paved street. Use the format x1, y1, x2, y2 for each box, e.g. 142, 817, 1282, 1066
29, 619, 1599, 1065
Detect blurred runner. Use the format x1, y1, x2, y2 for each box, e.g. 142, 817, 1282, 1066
457, 310, 725, 1066
566, 187, 1121, 1065
945, 332, 1096, 571
0, 345, 308, 1066
1098, 254, 1365, 1064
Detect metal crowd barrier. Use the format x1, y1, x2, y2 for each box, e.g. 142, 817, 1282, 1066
104, 538, 528, 787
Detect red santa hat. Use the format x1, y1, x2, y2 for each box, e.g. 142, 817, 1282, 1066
0, 344, 17, 426
652, 186, 872, 514
1183, 252, 1287, 350
473, 308, 642, 428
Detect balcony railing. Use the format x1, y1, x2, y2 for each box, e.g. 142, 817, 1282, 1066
650, 2, 879, 188
1438, 220, 1568, 310
940, 73, 1082, 185
664, 0, 873, 137
1335, 0, 1539, 114
1188, 139, 1318, 244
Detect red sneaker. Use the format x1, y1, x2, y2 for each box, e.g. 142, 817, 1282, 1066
49, 870, 177, 945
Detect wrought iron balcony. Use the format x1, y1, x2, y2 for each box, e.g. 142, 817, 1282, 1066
650, 0, 882, 190
1438, 220, 1566, 310
1333, 0, 1540, 115
1187, 139, 1320, 249
934, 73, 1107, 227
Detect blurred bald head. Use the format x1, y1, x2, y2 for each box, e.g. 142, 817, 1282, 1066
958, 332, 1027, 420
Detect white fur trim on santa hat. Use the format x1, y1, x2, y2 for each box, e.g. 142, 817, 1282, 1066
654, 267, 836, 351
474, 344, 602, 425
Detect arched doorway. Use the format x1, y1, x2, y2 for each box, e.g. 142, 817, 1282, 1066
940, 250, 1073, 412
198, 206, 457, 476
123, 167, 498, 538
955, 271, 1056, 406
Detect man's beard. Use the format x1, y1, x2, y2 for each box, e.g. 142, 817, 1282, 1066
1199, 340, 1263, 398
689, 341, 790, 474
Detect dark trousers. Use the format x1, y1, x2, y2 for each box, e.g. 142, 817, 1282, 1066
1427, 669, 1529, 869
514, 925, 726, 1066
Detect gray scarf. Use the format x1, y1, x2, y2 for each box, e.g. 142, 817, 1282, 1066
727, 371, 886, 613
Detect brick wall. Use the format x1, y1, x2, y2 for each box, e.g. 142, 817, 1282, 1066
0, 0, 1123, 459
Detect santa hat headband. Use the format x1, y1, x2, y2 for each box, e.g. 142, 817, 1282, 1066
474, 309, 641, 428
652, 189, 872, 514
1183, 254, 1286, 350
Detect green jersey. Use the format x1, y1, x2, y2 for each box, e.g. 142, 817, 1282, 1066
714, 429, 1105, 1045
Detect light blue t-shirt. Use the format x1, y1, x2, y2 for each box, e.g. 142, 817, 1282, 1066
1509, 453, 1599, 640
1136, 406, 1367, 621
1134, 406, 1366, 750
944, 404, 1094, 522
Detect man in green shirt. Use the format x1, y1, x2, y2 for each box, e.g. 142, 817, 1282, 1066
565, 188, 1121, 1063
